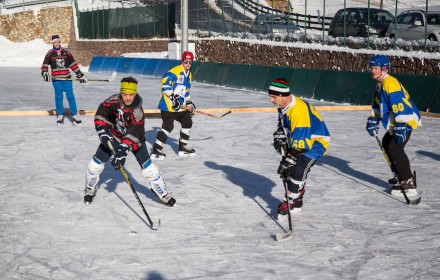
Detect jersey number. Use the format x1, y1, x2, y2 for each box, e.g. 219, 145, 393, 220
392, 103, 404, 113
292, 139, 305, 149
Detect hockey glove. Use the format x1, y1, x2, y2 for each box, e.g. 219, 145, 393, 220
41, 71, 51, 82
170, 94, 181, 111
393, 122, 409, 144
111, 144, 129, 169
273, 127, 287, 155
96, 125, 115, 150
277, 156, 297, 179
366, 116, 379, 137
77, 73, 87, 83
185, 100, 196, 114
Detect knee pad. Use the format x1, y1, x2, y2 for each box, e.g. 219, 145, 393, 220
86, 157, 104, 188
142, 161, 168, 196
142, 160, 160, 180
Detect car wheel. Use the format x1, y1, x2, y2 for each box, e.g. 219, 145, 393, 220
428, 35, 437, 41
389, 34, 395, 39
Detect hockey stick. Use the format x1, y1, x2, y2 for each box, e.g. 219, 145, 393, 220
54, 71, 117, 82
108, 141, 160, 230
195, 109, 232, 119
275, 176, 293, 241
373, 134, 421, 205
275, 147, 293, 241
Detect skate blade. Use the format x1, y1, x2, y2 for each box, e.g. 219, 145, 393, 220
177, 152, 196, 157
276, 231, 292, 242
151, 155, 166, 161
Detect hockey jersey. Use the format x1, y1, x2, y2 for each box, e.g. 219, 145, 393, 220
278, 96, 330, 160
157, 65, 192, 112
41, 47, 82, 80
370, 74, 421, 131
94, 94, 145, 152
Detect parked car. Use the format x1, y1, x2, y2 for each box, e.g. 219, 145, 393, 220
328, 8, 394, 37
386, 10, 440, 41
250, 13, 301, 35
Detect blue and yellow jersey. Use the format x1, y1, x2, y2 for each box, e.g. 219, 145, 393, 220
157, 64, 192, 112
278, 96, 330, 160
370, 74, 421, 131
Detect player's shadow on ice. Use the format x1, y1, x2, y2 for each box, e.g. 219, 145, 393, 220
416, 150, 440, 162
317, 155, 388, 190
205, 161, 280, 219
98, 162, 159, 227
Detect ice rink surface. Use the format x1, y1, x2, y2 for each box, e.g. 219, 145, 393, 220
1, 68, 439, 280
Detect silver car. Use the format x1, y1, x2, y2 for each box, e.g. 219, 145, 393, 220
250, 14, 301, 35
386, 10, 440, 41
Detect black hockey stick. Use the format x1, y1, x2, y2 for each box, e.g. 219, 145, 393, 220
276, 176, 293, 241
108, 141, 160, 230
275, 147, 293, 241
53, 71, 117, 82
195, 109, 232, 119
373, 134, 421, 205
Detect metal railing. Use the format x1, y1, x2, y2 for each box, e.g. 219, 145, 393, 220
1, 0, 68, 9
69, 0, 440, 53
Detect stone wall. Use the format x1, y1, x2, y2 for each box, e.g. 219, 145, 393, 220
0, 6, 72, 44
195, 40, 440, 76
68, 39, 169, 66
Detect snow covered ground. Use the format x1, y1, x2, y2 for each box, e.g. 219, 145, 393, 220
1, 39, 440, 279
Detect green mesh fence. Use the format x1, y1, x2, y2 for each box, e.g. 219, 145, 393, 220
77, 3, 175, 39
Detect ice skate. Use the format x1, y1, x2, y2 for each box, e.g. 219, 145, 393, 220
57, 115, 64, 126
72, 115, 82, 126
391, 176, 418, 197
151, 148, 166, 161
150, 188, 176, 207
177, 143, 195, 157
84, 186, 98, 205
388, 177, 398, 187
277, 188, 305, 219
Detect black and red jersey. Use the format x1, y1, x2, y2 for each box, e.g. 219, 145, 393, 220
94, 94, 145, 152
41, 47, 82, 80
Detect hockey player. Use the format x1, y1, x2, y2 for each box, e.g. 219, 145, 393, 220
269, 78, 330, 216
41, 34, 86, 126
151, 51, 196, 160
84, 76, 176, 207
366, 55, 421, 197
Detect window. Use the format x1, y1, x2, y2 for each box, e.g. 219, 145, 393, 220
427, 14, 440, 25
399, 14, 414, 25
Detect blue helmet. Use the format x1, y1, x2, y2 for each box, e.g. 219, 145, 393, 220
369, 55, 390, 69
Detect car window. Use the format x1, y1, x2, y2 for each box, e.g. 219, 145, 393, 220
272, 16, 290, 25
332, 10, 344, 23
398, 13, 414, 25
427, 14, 440, 25
412, 13, 424, 26
376, 11, 393, 22
338, 11, 350, 23
358, 11, 369, 21
349, 12, 361, 22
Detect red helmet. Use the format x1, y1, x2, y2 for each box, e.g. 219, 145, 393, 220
182, 51, 194, 61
